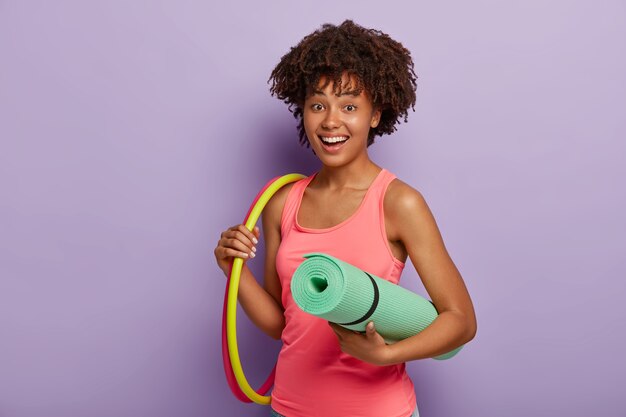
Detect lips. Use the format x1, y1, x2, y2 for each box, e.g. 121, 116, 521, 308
318, 135, 349, 153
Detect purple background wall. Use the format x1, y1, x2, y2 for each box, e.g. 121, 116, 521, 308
1, 1, 624, 416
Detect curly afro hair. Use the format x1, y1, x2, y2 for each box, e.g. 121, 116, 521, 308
269, 20, 417, 147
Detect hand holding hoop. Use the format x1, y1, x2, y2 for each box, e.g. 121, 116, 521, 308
222, 173, 306, 405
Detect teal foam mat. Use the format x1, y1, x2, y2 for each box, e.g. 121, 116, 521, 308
291, 252, 462, 360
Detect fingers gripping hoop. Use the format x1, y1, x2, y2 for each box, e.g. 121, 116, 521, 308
222, 173, 306, 405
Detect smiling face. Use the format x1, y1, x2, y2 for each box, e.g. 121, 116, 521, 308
303, 74, 381, 167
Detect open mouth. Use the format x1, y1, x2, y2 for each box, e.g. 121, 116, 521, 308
319, 135, 349, 150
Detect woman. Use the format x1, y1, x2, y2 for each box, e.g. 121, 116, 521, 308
215, 20, 477, 417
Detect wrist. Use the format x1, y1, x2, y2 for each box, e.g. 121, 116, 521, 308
220, 264, 230, 277
368, 344, 396, 366
381, 343, 400, 366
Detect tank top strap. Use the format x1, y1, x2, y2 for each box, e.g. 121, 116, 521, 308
280, 174, 314, 238
367, 168, 397, 202
349, 168, 397, 229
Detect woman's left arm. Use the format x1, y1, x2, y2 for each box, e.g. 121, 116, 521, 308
329, 180, 477, 365
383, 180, 477, 364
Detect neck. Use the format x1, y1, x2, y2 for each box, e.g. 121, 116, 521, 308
315, 158, 381, 190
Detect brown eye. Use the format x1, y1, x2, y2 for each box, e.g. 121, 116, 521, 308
345, 104, 357, 112
311, 103, 324, 111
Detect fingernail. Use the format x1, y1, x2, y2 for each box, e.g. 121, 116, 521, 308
250, 252, 255, 258
252, 237, 258, 244
251, 246, 257, 252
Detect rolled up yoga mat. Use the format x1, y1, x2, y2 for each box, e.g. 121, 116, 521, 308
291, 253, 462, 360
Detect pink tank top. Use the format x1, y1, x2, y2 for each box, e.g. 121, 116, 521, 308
271, 168, 417, 417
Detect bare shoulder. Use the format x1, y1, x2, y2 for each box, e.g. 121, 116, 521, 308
385, 178, 429, 217
262, 181, 297, 234
384, 178, 433, 240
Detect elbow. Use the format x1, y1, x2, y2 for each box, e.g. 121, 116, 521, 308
268, 320, 285, 341
449, 309, 477, 344
445, 309, 477, 343
464, 316, 478, 343
269, 329, 283, 341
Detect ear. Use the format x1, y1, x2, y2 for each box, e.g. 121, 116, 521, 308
370, 109, 381, 128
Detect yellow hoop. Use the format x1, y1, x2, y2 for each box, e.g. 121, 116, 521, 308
226, 173, 306, 405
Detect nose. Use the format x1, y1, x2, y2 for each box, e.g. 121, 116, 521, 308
321, 107, 341, 130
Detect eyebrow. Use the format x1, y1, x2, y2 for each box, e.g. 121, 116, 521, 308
311, 89, 361, 97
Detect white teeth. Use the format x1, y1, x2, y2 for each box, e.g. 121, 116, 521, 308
320, 136, 348, 144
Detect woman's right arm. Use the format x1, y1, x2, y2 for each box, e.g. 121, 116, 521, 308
213, 185, 291, 340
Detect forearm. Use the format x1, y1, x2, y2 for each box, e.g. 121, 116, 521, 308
234, 264, 285, 340
385, 310, 476, 364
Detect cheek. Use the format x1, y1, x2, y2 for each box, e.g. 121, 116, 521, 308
302, 115, 314, 131
345, 115, 372, 132
302, 114, 320, 139
303, 112, 321, 129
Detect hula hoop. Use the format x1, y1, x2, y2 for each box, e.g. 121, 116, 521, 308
222, 173, 306, 405
221, 176, 277, 403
